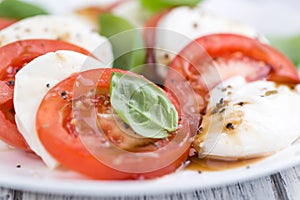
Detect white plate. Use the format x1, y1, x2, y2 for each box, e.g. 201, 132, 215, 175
1, 138, 300, 197
1, 0, 300, 197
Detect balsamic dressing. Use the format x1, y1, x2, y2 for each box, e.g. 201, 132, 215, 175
185, 156, 263, 172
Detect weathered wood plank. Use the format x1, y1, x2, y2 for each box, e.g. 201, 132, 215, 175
194, 176, 275, 200
14, 174, 277, 200
0, 188, 12, 200
280, 164, 300, 200
270, 173, 289, 200
0, 187, 22, 200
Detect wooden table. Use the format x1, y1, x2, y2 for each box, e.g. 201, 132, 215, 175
1, 163, 299, 200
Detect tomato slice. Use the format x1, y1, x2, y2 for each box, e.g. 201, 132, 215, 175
0, 39, 92, 150
36, 68, 190, 180
0, 18, 16, 30
165, 34, 300, 116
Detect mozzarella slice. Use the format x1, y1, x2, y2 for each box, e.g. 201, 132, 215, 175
14, 50, 108, 168
194, 77, 300, 159
0, 15, 113, 65
155, 6, 268, 68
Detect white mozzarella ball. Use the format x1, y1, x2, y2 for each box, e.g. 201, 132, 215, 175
194, 77, 300, 159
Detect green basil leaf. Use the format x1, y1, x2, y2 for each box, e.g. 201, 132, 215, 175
110, 72, 178, 138
0, 0, 48, 20
269, 34, 300, 67
139, 0, 201, 12
99, 13, 145, 72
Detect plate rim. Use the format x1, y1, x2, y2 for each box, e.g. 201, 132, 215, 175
0, 145, 300, 197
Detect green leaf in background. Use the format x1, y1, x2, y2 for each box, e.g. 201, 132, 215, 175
110, 72, 178, 139
99, 13, 146, 72
269, 35, 300, 68
139, 0, 201, 12
0, 0, 48, 20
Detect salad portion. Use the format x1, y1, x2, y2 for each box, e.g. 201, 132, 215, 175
0, 0, 299, 180
14, 50, 108, 168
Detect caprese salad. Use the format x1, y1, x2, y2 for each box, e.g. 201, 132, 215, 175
0, 0, 299, 180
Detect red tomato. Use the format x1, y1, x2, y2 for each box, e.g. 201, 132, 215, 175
0, 39, 92, 150
36, 68, 190, 180
165, 33, 300, 128
0, 18, 16, 30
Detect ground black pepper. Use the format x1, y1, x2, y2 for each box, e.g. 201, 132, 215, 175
7, 80, 14, 86
226, 123, 234, 130
61, 91, 67, 100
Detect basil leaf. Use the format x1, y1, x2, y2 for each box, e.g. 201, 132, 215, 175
269, 34, 300, 67
0, 0, 48, 20
110, 72, 178, 138
99, 13, 145, 72
139, 0, 201, 12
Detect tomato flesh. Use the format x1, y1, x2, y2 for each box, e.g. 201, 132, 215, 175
195, 34, 299, 83
166, 34, 300, 115
0, 39, 91, 150
36, 68, 190, 180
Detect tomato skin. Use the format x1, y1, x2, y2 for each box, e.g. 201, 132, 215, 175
190, 34, 299, 83
36, 68, 190, 180
0, 80, 28, 148
0, 39, 92, 150
0, 18, 16, 30
0, 99, 28, 149
166, 34, 300, 116
0, 39, 91, 80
